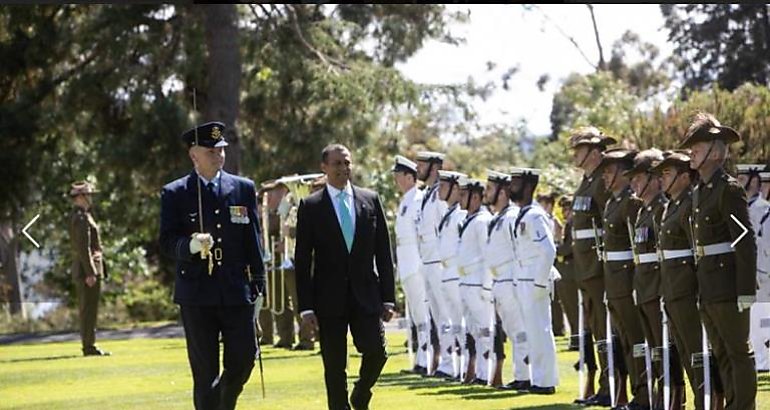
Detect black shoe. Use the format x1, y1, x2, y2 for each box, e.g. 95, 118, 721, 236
292, 343, 314, 351
577, 394, 611, 406
506, 379, 531, 390
527, 385, 555, 395
400, 365, 427, 375
472, 378, 488, 386
350, 385, 371, 410
432, 370, 454, 379
620, 403, 650, 410
273, 340, 293, 349
83, 346, 111, 356
444, 375, 461, 382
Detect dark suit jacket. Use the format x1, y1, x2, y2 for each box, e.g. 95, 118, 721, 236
159, 170, 265, 306
294, 184, 395, 318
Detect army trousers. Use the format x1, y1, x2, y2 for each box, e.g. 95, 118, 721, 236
700, 302, 757, 410
578, 275, 611, 396
180, 304, 257, 410
75, 278, 101, 350
665, 296, 723, 410
608, 295, 650, 406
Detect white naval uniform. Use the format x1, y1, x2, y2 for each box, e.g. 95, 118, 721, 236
396, 186, 430, 368
513, 202, 559, 388
484, 203, 531, 382
458, 207, 494, 382
749, 195, 770, 371
417, 182, 450, 372
437, 203, 467, 376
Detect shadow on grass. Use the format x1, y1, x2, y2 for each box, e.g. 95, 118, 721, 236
375, 372, 534, 400
0, 354, 80, 364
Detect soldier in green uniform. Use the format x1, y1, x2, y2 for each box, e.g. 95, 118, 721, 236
569, 127, 616, 406
625, 149, 685, 409
69, 181, 110, 357
681, 113, 757, 410
651, 150, 724, 410
555, 196, 581, 351
598, 148, 648, 409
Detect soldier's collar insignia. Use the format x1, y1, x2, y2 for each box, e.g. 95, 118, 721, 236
211, 126, 222, 140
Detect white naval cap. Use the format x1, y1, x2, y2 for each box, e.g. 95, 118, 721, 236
438, 170, 466, 182
415, 151, 446, 163
458, 176, 484, 191
276, 173, 325, 185
486, 169, 511, 183
509, 167, 541, 177
736, 164, 766, 175
392, 155, 418, 173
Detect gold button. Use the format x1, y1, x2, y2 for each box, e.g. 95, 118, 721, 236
217, 261, 222, 266
695, 224, 699, 229
705, 216, 710, 221
215, 209, 220, 214
181, 270, 185, 274
217, 238, 222, 243
696, 208, 700, 213
667, 230, 671, 234
610, 223, 614, 228
682, 260, 686, 265
217, 224, 222, 229
719, 263, 724, 268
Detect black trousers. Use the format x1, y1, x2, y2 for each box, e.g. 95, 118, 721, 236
318, 311, 388, 410
180, 304, 257, 410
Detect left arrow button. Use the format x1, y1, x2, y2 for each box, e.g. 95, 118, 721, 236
22, 214, 41, 248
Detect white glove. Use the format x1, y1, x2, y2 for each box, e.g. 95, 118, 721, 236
737, 295, 756, 313
550, 266, 562, 282
189, 233, 213, 254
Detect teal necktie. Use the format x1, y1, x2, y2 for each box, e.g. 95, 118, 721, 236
337, 191, 354, 252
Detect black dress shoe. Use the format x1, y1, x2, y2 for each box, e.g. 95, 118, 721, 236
527, 385, 555, 395
506, 379, 531, 390
292, 343, 314, 351
432, 370, 454, 379
471, 378, 488, 386
620, 402, 650, 410
83, 346, 111, 356
576, 393, 611, 406
400, 365, 427, 375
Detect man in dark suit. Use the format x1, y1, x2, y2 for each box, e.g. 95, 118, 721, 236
159, 121, 265, 410
294, 143, 396, 410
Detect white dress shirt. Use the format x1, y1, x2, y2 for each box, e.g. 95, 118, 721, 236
326, 182, 356, 231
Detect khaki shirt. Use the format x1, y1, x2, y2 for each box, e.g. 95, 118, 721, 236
602, 187, 642, 300
692, 168, 757, 302
556, 218, 575, 281
69, 207, 104, 280
572, 171, 611, 281
657, 189, 698, 302
632, 194, 667, 304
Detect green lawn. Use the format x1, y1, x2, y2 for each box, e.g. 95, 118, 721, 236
2, 332, 770, 409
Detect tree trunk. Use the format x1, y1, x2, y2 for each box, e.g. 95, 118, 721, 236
201, 4, 243, 175
0, 219, 26, 318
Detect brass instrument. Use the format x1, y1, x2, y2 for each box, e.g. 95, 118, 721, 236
260, 173, 323, 316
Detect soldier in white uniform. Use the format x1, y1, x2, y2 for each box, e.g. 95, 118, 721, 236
415, 151, 450, 375
758, 171, 770, 371
510, 167, 559, 395
392, 155, 430, 374
737, 164, 770, 372
483, 169, 531, 390
457, 177, 494, 385
436, 170, 468, 379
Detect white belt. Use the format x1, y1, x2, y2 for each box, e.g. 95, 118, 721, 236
637, 252, 658, 264
574, 228, 603, 240
489, 260, 514, 278
604, 250, 634, 261
662, 249, 693, 260
696, 242, 734, 258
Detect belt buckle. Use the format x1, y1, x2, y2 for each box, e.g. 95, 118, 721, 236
656, 250, 663, 263
491, 266, 498, 277
458, 267, 466, 277
633, 253, 640, 265
696, 245, 705, 258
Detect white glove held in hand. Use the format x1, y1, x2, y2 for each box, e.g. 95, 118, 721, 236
737, 295, 756, 313
189, 233, 213, 254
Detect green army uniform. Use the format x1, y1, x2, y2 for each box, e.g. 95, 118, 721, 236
68, 181, 108, 356
625, 150, 686, 407
569, 132, 615, 402
651, 151, 723, 410
599, 149, 649, 407
555, 215, 580, 347
682, 122, 757, 410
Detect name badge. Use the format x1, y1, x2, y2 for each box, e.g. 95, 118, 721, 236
229, 206, 250, 224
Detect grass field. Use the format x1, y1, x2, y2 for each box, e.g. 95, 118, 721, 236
2, 331, 770, 410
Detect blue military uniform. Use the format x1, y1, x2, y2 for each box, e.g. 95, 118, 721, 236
159, 121, 265, 410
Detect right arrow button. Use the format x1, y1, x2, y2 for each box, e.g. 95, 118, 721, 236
730, 214, 748, 248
